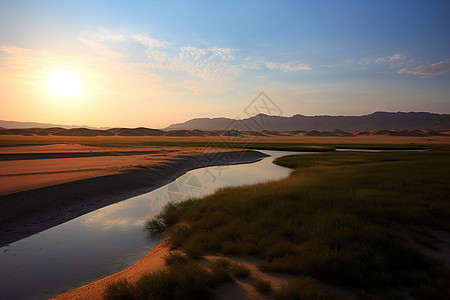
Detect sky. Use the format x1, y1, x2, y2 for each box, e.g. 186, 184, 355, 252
0, 0, 449, 128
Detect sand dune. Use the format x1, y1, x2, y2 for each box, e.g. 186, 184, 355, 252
2, 127, 450, 137
164, 130, 207, 137
205, 130, 222, 136
113, 127, 166, 136
52, 128, 115, 136
220, 130, 244, 137
304, 130, 336, 137
243, 131, 267, 136
35, 127, 67, 136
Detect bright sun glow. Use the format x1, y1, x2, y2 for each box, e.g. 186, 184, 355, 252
47, 70, 83, 98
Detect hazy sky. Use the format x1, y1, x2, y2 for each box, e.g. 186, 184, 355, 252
1, 0, 449, 128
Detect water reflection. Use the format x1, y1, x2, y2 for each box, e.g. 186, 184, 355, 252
335, 148, 426, 152
0, 150, 298, 300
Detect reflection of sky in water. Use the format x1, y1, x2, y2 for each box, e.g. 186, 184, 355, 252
0, 150, 298, 300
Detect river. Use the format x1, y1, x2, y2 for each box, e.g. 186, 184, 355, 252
0, 150, 308, 299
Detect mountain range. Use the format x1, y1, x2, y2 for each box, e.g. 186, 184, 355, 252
164, 112, 450, 131
1, 112, 449, 133
0, 120, 107, 130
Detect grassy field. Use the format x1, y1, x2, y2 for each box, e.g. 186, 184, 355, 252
80, 141, 429, 151
133, 147, 450, 299
0, 134, 444, 151
104, 253, 253, 300
10, 135, 444, 298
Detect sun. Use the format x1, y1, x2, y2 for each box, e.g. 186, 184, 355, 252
47, 70, 83, 98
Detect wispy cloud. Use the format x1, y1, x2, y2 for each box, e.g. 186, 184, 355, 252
130, 34, 168, 49
79, 37, 125, 60
75, 30, 310, 81
93, 33, 126, 42
243, 60, 311, 71
397, 60, 450, 78
359, 53, 407, 66
0, 29, 313, 104
136, 44, 241, 81
375, 53, 406, 63
356, 53, 450, 78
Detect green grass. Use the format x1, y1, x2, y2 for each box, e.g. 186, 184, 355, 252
251, 277, 272, 294
80, 140, 336, 152
163, 251, 189, 266
104, 259, 216, 300
112, 147, 449, 299
104, 279, 134, 300
81, 140, 426, 151
104, 254, 251, 299
165, 148, 450, 296
274, 276, 353, 300
145, 198, 199, 235
207, 258, 250, 281
228, 261, 251, 278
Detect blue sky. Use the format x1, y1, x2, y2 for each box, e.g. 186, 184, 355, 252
0, 0, 449, 127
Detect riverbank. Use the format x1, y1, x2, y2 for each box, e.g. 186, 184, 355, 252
50, 238, 172, 300
99, 148, 450, 299
51, 237, 300, 300
0, 144, 267, 247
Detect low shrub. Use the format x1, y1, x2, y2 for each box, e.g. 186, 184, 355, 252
104, 260, 215, 300
208, 258, 251, 282
104, 279, 134, 300
274, 276, 349, 300
163, 251, 189, 266
167, 150, 450, 294
229, 261, 251, 278
145, 198, 199, 235
208, 258, 233, 282
251, 277, 271, 294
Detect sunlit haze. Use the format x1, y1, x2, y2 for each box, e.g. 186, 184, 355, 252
0, 1, 449, 128
47, 70, 83, 98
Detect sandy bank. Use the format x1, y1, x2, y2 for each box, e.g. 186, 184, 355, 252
50, 241, 296, 300
0, 146, 266, 247
50, 239, 172, 300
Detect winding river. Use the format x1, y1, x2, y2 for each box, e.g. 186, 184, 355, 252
0, 150, 303, 300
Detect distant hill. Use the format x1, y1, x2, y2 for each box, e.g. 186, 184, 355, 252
0, 120, 108, 130
164, 112, 450, 131
1, 126, 449, 138
1, 112, 449, 138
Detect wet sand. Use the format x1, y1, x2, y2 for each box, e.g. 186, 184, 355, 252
0, 144, 266, 247
50, 239, 172, 300
50, 239, 296, 300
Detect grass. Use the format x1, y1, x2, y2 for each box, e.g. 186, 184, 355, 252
80, 140, 426, 151
145, 198, 199, 235
207, 258, 250, 281
0, 134, 431, 151
163, 251, 189, 266
104, 254, 251, 299
165, 148, 450, 297
0, 135, 429, 155
274, 276, 352, 300
228, 261, 251, 278
104, 259, 216, 300
251, 277, 272, 294
109, 147, 449, 299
